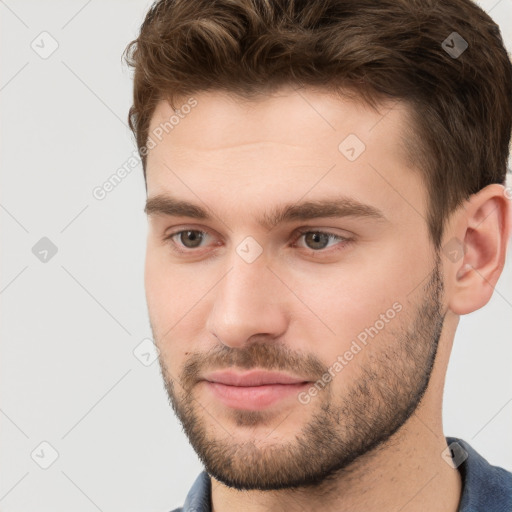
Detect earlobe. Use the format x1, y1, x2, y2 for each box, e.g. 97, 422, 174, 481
446, 184, 511, 316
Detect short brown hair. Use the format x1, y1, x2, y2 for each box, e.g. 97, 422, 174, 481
123, 0, 512, 247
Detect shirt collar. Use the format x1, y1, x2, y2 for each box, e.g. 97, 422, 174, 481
446, 436, 512, 511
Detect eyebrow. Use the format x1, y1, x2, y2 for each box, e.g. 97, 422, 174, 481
144, 194, 386, 230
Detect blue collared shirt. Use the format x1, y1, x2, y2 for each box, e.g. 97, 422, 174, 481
170, 437, 512, 511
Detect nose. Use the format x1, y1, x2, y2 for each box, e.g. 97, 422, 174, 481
205, 254, 289, 348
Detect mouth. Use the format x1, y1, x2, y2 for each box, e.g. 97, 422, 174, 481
201, 370, 311, 410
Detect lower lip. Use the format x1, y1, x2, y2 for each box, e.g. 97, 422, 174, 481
204, 381, 310, 410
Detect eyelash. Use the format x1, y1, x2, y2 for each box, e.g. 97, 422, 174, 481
162, 228, 352, 256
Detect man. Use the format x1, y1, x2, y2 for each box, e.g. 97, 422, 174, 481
123, 0, 512, 510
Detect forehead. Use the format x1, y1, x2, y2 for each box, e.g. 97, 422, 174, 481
147, 86, 412, 159
144, 87, 426, 233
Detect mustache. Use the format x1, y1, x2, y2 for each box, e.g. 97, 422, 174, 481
176, 340, 327, 393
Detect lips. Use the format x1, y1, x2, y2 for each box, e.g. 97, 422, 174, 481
202, 370, 312, 410
203, 370, 310, 387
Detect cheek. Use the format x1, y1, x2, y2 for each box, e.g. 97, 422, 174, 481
145, 248, 172, 320
144, 248, 212, 364
144, 242, 198, 315
144, 248, 188, 350
287, 244, 420, 356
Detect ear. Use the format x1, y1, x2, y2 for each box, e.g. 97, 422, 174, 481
444, 183, 511, 315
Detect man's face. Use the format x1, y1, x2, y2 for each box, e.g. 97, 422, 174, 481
144, 87, 446, 490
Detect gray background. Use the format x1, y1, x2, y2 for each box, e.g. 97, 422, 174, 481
1, 1, 511, 511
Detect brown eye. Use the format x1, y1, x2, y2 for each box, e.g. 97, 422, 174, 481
179, 230, 205, 248
296, 230, 348, 251
163, 228, 215, 255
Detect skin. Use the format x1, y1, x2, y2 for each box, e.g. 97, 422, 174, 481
143, 86, 511, 512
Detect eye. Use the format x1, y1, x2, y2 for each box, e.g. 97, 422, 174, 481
164, 229, 211, 252
293, 229, 351, 252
